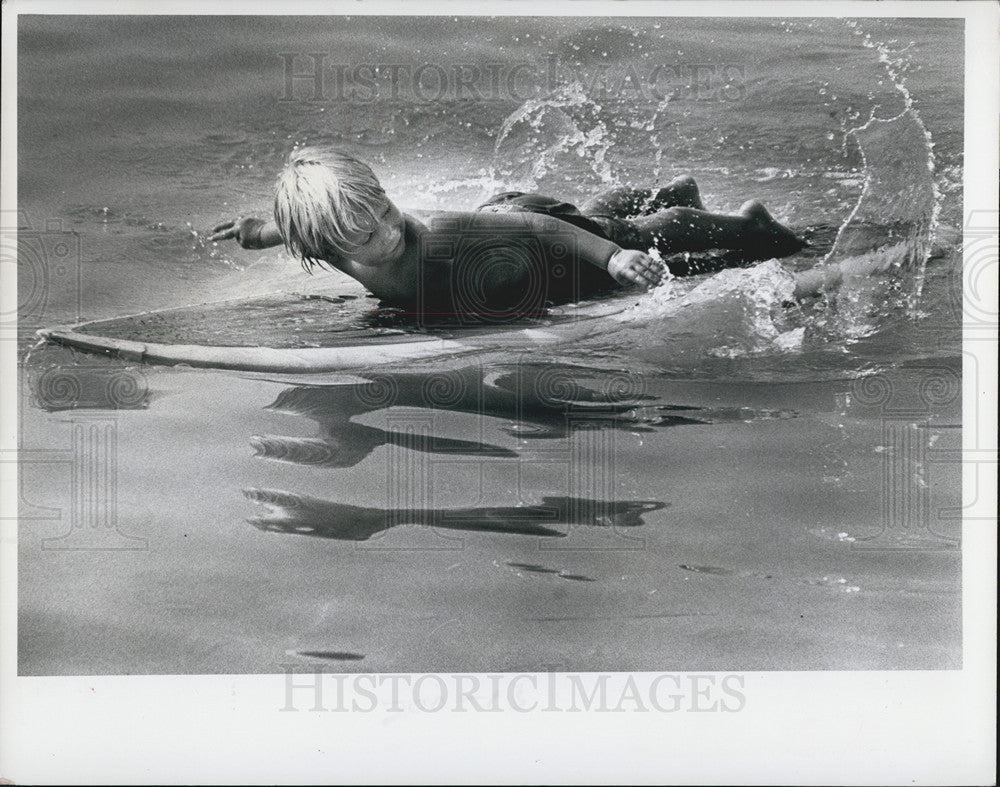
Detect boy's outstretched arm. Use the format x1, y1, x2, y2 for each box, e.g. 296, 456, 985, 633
208, 217, 283, 250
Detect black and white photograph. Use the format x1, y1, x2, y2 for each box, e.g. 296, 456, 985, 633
2, 0, 996, 783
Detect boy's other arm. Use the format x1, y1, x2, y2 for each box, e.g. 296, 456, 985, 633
208, 217, 283, 249
447, 212, 662, 288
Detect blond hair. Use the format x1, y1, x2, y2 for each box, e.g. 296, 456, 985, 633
273, 147, 386, 271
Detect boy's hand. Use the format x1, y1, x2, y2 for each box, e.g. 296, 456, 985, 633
208, 217, 267, 249
607, 249, 664, 288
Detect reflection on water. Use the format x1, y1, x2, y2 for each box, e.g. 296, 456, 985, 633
506, 562, 596, 582
26, 361, 149, 412
252, 363, 797, 468
245, 488, 665, 540
243, 362, 801, 543
291, 650, 365, 662
251, 425, 517, 467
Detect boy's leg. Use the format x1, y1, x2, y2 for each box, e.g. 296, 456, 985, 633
632, 200, 805, 261
580, 176, 705, 217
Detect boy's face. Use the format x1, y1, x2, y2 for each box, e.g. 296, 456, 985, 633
341, 198, 406, 267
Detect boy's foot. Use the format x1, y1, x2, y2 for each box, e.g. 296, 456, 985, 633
661, 175, 706, 210
739, 199, 807, 257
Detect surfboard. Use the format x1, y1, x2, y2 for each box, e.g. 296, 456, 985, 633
36, 291, 633, 373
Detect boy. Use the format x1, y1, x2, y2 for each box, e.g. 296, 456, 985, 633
209, 148, 806, 318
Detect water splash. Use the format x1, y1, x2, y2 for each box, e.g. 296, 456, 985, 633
612, 24, 945, 374
613, 259, 803, 358
489, 82, 616, 192
474, 22, 951, 379
833, 21, 942, 303
489, 79, 684, 196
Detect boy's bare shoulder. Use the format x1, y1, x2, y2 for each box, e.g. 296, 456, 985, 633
405, 210, 497, 241
406, 209, 475, 226
407, 209, 548, 234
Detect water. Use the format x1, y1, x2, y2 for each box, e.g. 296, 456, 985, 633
17, 16, 963, 673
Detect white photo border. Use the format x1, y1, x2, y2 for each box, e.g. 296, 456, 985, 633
1, 1, 995, 784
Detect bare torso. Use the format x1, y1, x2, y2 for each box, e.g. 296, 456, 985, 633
332, 207, 631, 313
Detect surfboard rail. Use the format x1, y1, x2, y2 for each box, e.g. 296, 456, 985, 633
36, 299, 628, 372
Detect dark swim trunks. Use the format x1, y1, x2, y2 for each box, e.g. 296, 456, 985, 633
477, 192, 647, 250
